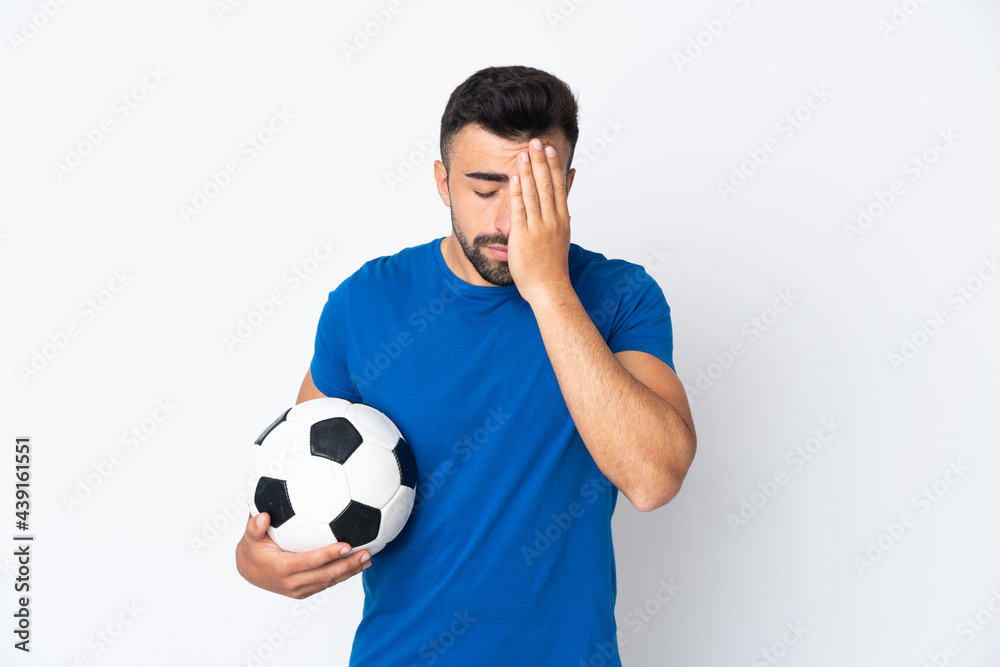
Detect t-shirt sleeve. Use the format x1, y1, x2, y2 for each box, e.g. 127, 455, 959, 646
606, 268, 675, 371
309, 278, 363, 402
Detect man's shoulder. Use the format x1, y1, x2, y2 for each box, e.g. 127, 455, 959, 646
569, 242, 646, 287
344, 237, 441, 289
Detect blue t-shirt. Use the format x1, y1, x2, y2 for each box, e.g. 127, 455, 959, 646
310, 237, 673, 666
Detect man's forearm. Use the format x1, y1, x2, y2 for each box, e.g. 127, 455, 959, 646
528, 281, 695, 511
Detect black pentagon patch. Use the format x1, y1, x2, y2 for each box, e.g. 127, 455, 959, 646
310, 417, 363, 463
254, 476, 295, 528
393, 437, 417, 489
254, 407, 291, 445
329, 501, 381, 547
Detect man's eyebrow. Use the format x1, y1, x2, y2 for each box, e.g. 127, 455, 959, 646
464, 171, 509, 184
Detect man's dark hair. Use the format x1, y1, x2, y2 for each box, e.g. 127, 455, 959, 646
439, 65, 580, 178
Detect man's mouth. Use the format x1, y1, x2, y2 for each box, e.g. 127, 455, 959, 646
485, 245, 508, 260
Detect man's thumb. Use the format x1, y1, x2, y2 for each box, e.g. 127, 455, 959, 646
248, 512, 269, 539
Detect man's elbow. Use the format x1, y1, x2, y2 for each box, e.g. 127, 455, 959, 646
632, 478, 682, 513
634, 438, 696, 513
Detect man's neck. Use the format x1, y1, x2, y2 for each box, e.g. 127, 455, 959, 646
441, 234, 491, 287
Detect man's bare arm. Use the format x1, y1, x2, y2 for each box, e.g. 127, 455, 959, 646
506, 137, 695, 512
297, 368, 327, 404
529, 289, 696, 512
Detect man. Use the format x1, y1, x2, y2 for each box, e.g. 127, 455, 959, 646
236, 65, 696, 665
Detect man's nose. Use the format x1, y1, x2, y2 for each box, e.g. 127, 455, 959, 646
494, 190, 511, 238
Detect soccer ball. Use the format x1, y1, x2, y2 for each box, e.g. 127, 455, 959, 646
247, 397, 417, 556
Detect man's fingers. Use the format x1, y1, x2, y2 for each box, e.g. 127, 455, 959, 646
287, 558, 367, 599
287, 549, 371, 592
544, 143, 570, 221
317, 549, 370, 587
287, 540, 354, 571
529, 139, 557, 222
245, 513, 354, 571
516, 149, 541, 226
509, 174, 527, 232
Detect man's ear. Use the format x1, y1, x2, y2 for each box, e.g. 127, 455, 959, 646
433, 160, 451, 207
566, 167, 576, 195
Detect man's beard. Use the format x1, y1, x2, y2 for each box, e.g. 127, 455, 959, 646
450, 207, 513, 286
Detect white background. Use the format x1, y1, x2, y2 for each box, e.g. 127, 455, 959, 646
2, 0, 999, 665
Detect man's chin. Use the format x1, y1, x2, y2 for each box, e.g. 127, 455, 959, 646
479, 266, 513, 287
